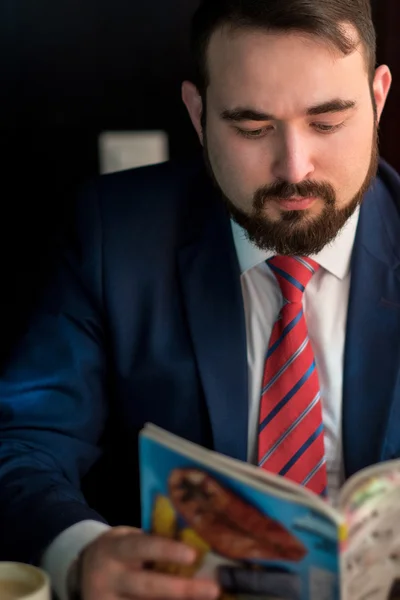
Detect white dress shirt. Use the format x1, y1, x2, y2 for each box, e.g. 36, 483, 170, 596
42, 207, 360, 599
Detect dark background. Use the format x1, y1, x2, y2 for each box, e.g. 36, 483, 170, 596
0, 0, 398, 357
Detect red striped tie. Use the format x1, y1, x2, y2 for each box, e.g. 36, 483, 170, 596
258, 256, 327, 496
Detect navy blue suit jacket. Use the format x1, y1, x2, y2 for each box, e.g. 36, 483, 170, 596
0, 157, 399, 563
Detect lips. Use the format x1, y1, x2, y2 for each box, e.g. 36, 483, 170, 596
276, 197, 317, 211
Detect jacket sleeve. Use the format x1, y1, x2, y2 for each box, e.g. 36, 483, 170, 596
0, 182, 110, 564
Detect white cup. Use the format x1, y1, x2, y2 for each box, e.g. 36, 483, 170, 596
0, 562, 50, 600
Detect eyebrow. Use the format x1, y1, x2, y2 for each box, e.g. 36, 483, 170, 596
220, 99, 357, 122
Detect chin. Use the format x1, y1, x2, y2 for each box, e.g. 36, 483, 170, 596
261, 207, 283, 223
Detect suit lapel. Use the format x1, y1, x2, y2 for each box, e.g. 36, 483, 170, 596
343, 166, 400, 478
178, 175, 249, 462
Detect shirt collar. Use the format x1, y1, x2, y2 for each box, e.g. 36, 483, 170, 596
231, 206, 360, 280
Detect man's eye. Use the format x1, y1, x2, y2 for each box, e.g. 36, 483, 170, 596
235, 127, 273, 139
313, 123, 344, 133
235, 123, 344, 138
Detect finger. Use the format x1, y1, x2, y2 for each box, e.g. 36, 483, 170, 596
117, 570, 220, 600
115, 534, 197, 565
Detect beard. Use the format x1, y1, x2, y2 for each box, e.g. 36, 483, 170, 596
203, 127, 379, 256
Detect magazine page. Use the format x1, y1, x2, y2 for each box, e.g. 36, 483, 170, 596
338, 462, 400, 600
139, 429, 341, 600
339, 459, 400, 510
143, 424, 335, 518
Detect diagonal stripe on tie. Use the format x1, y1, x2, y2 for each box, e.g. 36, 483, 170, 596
261, 395, 323, 474
267, 301, 300, 349
262, 336, 309, 394
293, 256, 316, 274
305, 467, 328, 496
266, 309, 304, 358
259, 391, 321, 466
262, 312, 308, 381
280, 432, 326, 485
268, 263, 305, 292
279, 423, 325, 477
258, 370, 320, 468
259, 360, 316, 431
302, 457, 326, 486
261, 343, 315, 414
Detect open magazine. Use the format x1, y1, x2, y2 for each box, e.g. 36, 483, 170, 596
139, 424, 400, 600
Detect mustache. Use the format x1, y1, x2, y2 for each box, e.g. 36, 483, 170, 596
254, 180, 336, 209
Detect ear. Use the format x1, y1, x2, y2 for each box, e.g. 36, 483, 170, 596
373, 65, 392, 123
182, 81, 204, 145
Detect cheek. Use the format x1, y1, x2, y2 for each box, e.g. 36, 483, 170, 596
321, 136, 372, 206
207, 124, 270, 193
316, 122, 373, 173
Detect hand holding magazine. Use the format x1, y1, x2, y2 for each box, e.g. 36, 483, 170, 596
139, 424, 400, 600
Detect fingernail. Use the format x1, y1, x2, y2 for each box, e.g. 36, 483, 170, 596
181, 547, 197, 562
203, 583, 220, 599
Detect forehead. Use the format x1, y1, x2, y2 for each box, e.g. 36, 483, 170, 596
206, 25, 368, 115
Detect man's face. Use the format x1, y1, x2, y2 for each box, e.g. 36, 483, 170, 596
186, 25, 390, 255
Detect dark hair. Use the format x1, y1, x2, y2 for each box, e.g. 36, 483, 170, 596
191, 0, 377, 97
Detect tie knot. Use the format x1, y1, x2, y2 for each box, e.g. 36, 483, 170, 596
267, 256, 320, 303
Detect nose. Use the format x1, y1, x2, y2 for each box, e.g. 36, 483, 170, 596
271, 126, 315, 183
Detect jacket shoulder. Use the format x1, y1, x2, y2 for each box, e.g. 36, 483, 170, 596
93, 157, 205, 216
